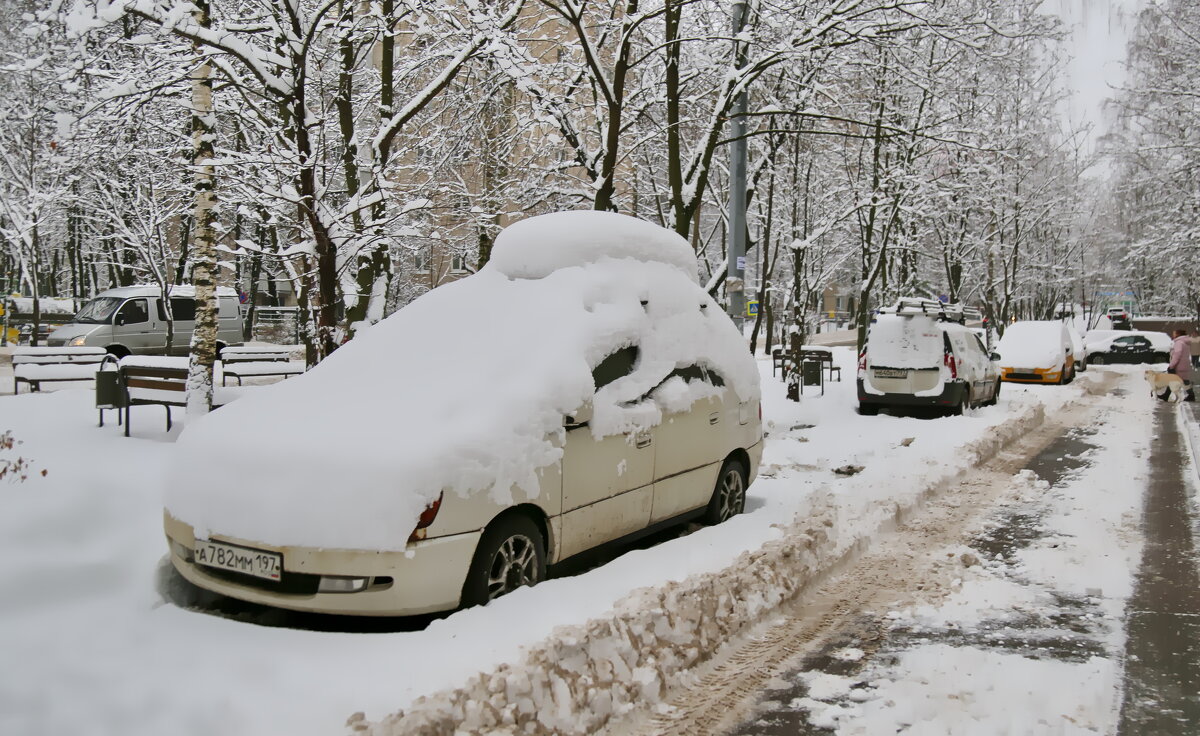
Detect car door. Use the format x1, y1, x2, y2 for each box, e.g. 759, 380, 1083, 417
966, 333, 998, 400
559, 346, 654, 560
111, 298, 162, 354
649, 365, 725, 523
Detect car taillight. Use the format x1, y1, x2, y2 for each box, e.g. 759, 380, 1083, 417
857, 351, 867, 378
758, 402, 762, 421
944, 351, 957, 379
408, 492, 443, 543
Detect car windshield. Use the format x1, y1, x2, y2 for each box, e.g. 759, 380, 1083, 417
72, 296, 124, 324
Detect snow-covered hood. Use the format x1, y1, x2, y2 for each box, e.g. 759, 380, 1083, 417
168, 212, 759, 551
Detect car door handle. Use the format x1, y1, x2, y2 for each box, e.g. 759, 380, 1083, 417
635, 432, 652, 449
709, 412, 720, 425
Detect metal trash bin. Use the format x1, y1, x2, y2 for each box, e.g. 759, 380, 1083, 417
95, 370, 125, 409
801, 360, 823, 387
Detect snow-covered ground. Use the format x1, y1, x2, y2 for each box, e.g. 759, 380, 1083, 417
0, 350, 1106, 735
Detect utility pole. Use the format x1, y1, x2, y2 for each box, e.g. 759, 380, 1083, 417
726, 0, 749, 333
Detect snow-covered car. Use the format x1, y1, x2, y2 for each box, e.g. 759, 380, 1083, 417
163, 212, 763, 616
1066, 324, 1087, 374
857, 299, 1000, 415
994, 320, 1076, 384
1084, 330, 1171, 365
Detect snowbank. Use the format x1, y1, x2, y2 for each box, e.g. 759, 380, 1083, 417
358, 401, 1048, 735
168, 213, 757, 551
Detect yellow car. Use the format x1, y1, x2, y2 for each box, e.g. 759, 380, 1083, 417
995, 321, 1076, 384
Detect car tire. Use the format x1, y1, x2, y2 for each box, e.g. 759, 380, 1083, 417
857, 403, 880, 416
1090, 355, 1105, 366
704, 458, 748, 525
461, 514, 546, 608
989, 379, 1001, 406
106, 345, 130, 359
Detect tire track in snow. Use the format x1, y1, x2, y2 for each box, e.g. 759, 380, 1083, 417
612, 392, 1113, 736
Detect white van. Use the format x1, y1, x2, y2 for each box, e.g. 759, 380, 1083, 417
46, 285, 244, 357
858, 299, 1000, 415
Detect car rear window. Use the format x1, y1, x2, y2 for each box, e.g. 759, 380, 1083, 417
867, 314, 943, 369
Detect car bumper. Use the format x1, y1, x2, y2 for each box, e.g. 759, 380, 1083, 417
857, 379, 967, 407
164, 513, 480, 616
1000, 366, 1062, 383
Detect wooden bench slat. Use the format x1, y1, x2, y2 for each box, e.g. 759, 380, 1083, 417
123, 367, 189, 380
125, 377, 186, 392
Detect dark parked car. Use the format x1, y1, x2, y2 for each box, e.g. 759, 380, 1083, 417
1085, 332, 1171, 365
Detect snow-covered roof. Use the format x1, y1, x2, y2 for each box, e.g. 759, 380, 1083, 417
995, 321, 1068, 367
485, 210, 699, 284
90, 285, 239, 298
168, 212, 758, 551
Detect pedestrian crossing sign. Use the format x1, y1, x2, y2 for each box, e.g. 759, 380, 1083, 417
746, 300, 759, 317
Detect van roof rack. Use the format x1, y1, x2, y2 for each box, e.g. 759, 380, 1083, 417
881, 298, 981, 324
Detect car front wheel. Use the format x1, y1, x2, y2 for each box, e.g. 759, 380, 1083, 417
705, 459, 747, 524
461, 515, 546, 607
1090, 355, 1105, 366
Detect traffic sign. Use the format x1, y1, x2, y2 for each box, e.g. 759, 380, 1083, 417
746, 300, 759, 317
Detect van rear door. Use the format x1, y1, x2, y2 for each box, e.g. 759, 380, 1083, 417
864, 315, 942, 394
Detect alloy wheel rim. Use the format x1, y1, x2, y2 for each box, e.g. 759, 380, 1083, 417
486, 534, 538, 600
718, 469, 745, 521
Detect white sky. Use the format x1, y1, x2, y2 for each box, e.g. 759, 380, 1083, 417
1046, 0, 1145, 152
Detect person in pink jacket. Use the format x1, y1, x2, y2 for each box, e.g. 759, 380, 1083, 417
1169, 329, 1194, 401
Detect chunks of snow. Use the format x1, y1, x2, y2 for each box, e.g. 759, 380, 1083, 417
167, 214, 757, 551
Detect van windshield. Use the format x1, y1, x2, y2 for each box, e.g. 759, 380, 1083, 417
72, 297, 124, 324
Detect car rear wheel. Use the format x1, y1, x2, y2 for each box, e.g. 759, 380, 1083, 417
857, 403, 880, 416
461, 515, 545, 607
1090, 355, 1105, 366
704, 458, 747, 525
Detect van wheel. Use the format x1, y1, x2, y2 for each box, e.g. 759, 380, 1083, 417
461, 515, 545, 608
215, 342, 226, 358
704, 459, 747, 525
987, 379, 1001, 406
106, 345, 130, 359
857, 403, 880, 416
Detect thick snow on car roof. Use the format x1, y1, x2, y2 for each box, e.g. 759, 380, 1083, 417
486, 210, 700, 284
995, 321, 1066, 367
169, 212, 758, 551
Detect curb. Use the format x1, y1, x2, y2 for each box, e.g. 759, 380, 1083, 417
354, 403, 1048, 736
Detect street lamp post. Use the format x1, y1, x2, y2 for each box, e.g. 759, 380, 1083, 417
727, 0, 749, 332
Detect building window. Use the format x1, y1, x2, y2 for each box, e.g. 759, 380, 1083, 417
451, 253, 465, 272
414, 248, 431, 272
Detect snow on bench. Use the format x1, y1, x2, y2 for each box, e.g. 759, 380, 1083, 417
219, 345, 305, 386
110, 357, 244, 437
12, 347, 107, 394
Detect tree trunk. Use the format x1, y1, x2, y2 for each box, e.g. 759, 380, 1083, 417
186, 0, 219, 415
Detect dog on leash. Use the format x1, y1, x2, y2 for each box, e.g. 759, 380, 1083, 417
1145, 369, 1186, 402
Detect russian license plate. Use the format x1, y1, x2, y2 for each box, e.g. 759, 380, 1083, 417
873, 367, 908, 379
194, 539, 282, 581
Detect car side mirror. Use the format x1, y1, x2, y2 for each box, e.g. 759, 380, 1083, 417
114, 314, 126, 326
565, 401, 593, 428
990, 352, 1000, 361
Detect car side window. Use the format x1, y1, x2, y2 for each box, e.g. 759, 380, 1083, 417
117, 299, 148, 325
704, 368, 726, 387
592, 345, 639, 389
170, 298, 197, 321
972, 334, 988, 354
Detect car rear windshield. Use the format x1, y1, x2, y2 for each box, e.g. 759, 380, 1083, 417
867, 314, 943, 369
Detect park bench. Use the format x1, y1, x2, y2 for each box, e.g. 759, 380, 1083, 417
780, 346, 842, 399
12, 347, 107, 394
102, 357, 236, 437
219, 345, 305, 386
